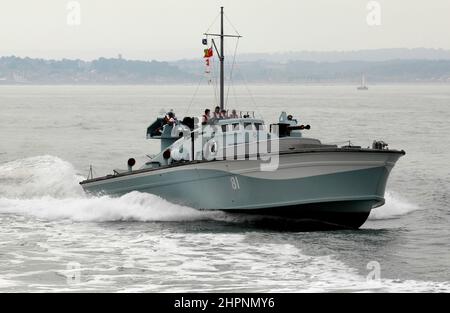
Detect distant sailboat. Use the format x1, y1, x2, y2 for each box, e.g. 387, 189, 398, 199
357, 74, 368, 90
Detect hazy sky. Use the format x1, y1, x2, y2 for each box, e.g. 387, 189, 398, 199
1, 0, 449, 60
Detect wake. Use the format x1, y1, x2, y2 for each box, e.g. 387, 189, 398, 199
368, 191, 419, 220
0, 155, 419, 222
0, 155, 215, 222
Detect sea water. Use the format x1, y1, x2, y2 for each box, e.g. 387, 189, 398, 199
0, 85, 449, 292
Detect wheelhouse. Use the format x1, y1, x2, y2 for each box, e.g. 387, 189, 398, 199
215, 118, 266, 133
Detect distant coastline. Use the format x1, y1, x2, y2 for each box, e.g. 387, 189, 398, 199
2, 48, 450, 85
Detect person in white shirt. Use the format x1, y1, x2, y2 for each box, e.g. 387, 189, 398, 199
213, 106, 221, 119
229, 109, 238, 119
220, 109, 228, 119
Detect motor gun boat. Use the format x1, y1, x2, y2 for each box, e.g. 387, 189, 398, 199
80, 8, 404, 230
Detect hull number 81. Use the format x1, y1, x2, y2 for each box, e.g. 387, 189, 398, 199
230, 176, 240, 190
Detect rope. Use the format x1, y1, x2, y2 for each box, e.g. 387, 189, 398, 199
194, 11, 244, 113
225, 38, 239, 107
211, 54, 219, 107
205, 12, 220, 34
234, 63, 257, 107
230, 74, 239, 109
324, 140, 355, 146
188, 11, 220, 113
185, 68, 204, 115
224, 13, 241, 36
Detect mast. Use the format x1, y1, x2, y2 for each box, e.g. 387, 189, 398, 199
204, 7, 241, 111
220, 7, 224, 111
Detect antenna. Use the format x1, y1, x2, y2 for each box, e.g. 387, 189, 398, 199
87, 165, 94, 180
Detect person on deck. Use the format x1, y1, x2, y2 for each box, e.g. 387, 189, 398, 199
213, 106, 221, 119
202, 109, 211, 125
164, 112, 176, 126
229, 109, 239, 119
220, 109, 228, 119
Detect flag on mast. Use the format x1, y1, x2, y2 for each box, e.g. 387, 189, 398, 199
204, 47, 213, 58
205, 58, 211, 74
204, 47, 213, 74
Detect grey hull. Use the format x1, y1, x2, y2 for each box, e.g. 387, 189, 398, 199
222, 201, 374, 230
81, 149, 404, 229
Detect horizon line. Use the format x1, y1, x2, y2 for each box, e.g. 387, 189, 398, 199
2, 47, 450, 62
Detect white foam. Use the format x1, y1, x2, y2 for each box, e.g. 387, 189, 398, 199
369, 191, 420, 220
0, 155, 218, 222
0, 278, 16, 289
115, 238, 450, 293
0, 192, 218, 222
0, 155, 84, 198
0, 171, 448, 293
0, 156, 420, 223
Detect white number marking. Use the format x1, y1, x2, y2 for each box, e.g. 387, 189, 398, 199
230, 176, 240, 190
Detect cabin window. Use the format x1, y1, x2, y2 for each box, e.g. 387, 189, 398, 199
232, 123, 240, 131
221, 125, 227, 132
244, 122, 253, 130
254, 123, 264, 131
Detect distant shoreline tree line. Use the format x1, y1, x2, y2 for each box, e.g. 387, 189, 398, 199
1, 55, 450, 84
